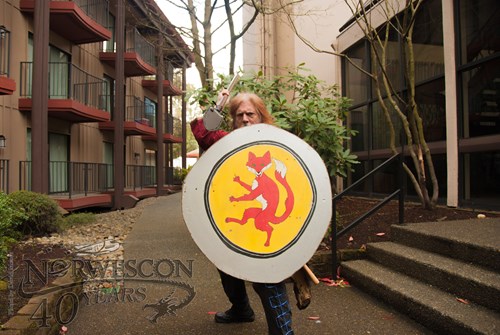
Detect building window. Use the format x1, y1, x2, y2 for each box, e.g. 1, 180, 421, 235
343, 0, 445, 198
415, 78, 446, 142
372, 98, 403, 150
462, 151, 500, 208
460, 57, 500, 138
144, 97, 157, 128
345, 41, 370, 106
350, 105, 369, 152
457, 0, 500, 65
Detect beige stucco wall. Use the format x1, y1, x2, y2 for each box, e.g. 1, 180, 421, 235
243, 0, 352, 87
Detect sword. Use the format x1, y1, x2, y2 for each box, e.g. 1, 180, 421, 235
203, 74, 240, 131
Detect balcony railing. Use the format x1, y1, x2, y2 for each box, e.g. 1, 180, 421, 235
72, 0, 110, 31
166, 115, 183, 138
125, 27, 157, 67
126, 95, 156, 128
126, 27, 156, 68
165, 166, 183, 185
0, 159, 9, 193
101, 26, 156, 68
126, 165, 156, 190
19, 161, 113, 197
20, 62, 108, 110
0, 26, 11, 77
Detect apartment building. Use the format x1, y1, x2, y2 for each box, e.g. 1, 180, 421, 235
243, 0, 499, 210
0, 0, 193, 210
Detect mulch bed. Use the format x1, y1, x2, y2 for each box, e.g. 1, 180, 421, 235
333, 197, 500, 250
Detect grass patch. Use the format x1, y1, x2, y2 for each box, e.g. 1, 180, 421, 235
62, 212, 96, 228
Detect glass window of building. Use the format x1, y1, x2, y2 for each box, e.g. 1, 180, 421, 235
372, 99, 403, 150
410, 0, 444, 84
345, 41, 370, 106
350, 105, 369, 152
458, 0, 500, 65
460, 56, 500, 138
415, 78, 446, 142
462, 151, 500, 207
371, 24, 403, 96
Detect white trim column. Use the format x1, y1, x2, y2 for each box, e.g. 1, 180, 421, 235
442, 0, 459, 207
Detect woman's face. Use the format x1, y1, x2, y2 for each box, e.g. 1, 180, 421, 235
234, 100, 262, 129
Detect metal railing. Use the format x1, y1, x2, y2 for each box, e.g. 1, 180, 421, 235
19, 161, 113, 197
165, 166, 184, 185
20, 62, 109, 111
125, 95, 156, 127
72, 0, 110, 30
331, 153, 405, 277
19, 161, 31, 191
0, 159, 9, 193
166, 115, 182, 138
126, 165, 156, 190
125, 26, 156, 68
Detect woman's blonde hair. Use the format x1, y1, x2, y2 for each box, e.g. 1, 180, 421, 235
228, 92, 274, 129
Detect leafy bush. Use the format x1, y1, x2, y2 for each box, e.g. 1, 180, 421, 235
190, 64, 358, 189
0, 193, 26, 272
62, 212, 96, 228
8, 191, 63, 236
174, 166, 193, 182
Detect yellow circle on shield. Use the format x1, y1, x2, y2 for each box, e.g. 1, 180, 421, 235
207, 144, 314, 256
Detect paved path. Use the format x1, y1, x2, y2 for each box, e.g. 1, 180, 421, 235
68, 193, 434, 334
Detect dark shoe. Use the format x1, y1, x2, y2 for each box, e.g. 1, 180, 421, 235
214, 308, 255, 323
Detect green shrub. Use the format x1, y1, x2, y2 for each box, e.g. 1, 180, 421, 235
62, 212, 96, 228
0, 192, 25, 272
8, 191, 62, 236
174, 166, 193, 182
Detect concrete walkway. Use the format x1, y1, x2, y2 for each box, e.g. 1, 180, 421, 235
68, 193, 434, 334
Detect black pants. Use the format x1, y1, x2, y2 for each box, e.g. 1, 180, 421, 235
218, 270, 294, 335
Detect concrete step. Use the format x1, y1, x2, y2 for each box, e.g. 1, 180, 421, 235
391, 219, 500, 271
341, 260, 500, 335
366, 241, 500, 312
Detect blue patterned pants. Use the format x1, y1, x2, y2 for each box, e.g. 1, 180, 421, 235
218, 270, 294, 335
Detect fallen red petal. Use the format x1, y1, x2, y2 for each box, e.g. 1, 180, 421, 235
456, 298, 469, 304
319, 277, 334, 283
375, 232, 386, 237
207, 311, 217, 315
307, 316, 320, 320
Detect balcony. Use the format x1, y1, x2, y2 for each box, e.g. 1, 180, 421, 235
0, 76, 15, 95
99, 96, 157, 136
99, 27, 156, 77
142, 114, 183, 143
125, 165, 157, 198
19, 160, 163, 210
19, 62, 111, 123
0, 26, 16, 95
19, 161, 113, 210
141, 79, 182, 96
20, 0, 111, 44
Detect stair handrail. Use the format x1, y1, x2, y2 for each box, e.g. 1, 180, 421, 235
331, 152, 405, 277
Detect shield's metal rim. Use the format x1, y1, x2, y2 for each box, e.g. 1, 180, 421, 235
182, 124, 332, 283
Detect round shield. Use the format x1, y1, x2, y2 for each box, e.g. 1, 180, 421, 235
182, 124, 332, 283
